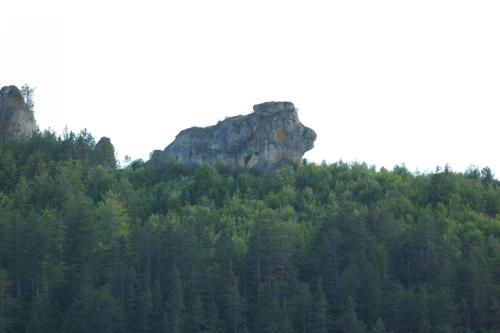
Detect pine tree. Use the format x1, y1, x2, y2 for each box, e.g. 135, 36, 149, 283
64, 286, 126, 333
309, 280, 331, 333
164, 266, 184, 333
371, 318, 392, 333
19, 84, 35, 111
336, 296, 367, 333
0, 269, 16, 333
222, 267, 245, 333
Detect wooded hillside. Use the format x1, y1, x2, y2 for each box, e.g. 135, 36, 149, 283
0, 131, 498, 333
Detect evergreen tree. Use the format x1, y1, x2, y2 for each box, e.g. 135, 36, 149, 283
19, 84, 35, 111
336, 297, 367, 333
164, 266, 184, 333
64, 286, 126, 333
371, 318, 391, 333
0, 269, 16, 333
309, 280, 331, 333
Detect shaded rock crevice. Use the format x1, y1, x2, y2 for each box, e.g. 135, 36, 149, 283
151, 101, 317, 175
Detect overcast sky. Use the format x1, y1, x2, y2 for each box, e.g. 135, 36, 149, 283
2, 1, 499, 175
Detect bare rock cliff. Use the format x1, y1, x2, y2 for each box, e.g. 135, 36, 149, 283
0, 85, 37, 139
151, 102, 317, 175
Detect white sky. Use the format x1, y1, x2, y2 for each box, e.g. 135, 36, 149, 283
2, 1, 499, 175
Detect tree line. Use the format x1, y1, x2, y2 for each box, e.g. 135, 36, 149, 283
0, 130, 499, 332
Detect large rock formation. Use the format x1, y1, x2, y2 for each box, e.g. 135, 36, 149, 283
151, 101, 317, 175
0, 85, 37, 139
92, 136, 117, 168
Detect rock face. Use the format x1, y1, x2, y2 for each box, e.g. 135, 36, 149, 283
152, 101, 317, 175
0, 85, 37, 139
93, 137, 117, 168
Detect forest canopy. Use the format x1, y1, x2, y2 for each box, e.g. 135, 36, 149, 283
0, 130, 499, 333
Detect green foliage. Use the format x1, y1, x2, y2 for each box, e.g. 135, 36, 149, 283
336, 296, 368, 333
95, 192, 130, 249
64, 286, 126, 333
20, 84, 35, 111
371, 317, 392, 333
0, 269, 17, 333
0, 131, 499, 332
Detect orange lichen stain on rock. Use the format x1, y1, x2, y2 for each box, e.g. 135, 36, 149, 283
275, 131, 286, 141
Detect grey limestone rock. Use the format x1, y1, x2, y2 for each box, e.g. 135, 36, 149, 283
151, 101, 317, 175
0, 85, 37, 139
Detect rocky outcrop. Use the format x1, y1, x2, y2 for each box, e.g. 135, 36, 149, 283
0, 85, 37, 139
151, 101, 316, 175
93, 137, 117, 168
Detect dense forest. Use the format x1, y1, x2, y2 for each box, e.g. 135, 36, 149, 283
0, 130, 499, 333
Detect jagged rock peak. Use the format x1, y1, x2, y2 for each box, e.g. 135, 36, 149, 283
151, 101, 317, 175
0, 85, 37, 139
